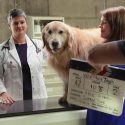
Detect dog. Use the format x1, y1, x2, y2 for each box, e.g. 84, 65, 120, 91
42, 21, 105, 103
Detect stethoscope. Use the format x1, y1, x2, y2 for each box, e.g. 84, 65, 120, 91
1, 37, 41, 54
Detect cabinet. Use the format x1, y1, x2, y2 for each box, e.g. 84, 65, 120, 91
27, 16, 65, 97
27, 16, 64, 39
0, 110, 86, 125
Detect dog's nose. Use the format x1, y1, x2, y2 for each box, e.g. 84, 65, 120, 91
52, 41, 58, 48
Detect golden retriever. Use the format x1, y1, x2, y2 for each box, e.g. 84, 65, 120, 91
42, 21, 105, 103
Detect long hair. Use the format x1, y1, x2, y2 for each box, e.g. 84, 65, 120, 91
101, 6, 125, 41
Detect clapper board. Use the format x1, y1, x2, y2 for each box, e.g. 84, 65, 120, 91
67, 58, 125, 116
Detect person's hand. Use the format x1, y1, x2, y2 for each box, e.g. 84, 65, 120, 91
88, 62, 105, 74
0, 92, 15, 104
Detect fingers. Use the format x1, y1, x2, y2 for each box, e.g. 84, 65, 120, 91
88, 62, 105, 74
0, 92, 15, 104
0, 97, 15, 104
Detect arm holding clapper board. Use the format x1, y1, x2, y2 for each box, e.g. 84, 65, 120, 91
67, 58, 125, 116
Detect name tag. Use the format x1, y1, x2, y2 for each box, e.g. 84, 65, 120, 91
67, 59, 125, 116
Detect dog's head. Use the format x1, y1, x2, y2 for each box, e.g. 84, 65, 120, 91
42, 21, 75, 55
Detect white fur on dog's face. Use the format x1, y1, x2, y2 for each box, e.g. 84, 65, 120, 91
42, 21, 70, 53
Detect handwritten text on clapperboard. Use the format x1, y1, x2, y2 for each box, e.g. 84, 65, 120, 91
68, 69, 125, 116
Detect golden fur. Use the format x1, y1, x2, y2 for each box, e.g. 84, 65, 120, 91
42, 21, 105, 103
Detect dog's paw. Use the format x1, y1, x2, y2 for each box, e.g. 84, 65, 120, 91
58, 96, 68, 105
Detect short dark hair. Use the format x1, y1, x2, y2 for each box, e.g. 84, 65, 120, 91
7, 8, 26, 23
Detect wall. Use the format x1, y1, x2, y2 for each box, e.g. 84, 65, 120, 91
0, 0, 125, 42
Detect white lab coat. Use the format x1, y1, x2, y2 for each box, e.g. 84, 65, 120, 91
0, 35, 47, 100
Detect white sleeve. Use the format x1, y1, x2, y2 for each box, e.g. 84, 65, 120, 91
0, 45, 7, 94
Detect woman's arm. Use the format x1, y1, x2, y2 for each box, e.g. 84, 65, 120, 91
88, 41, 125, 65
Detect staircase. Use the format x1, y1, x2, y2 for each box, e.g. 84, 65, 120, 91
42, 59, 64, 97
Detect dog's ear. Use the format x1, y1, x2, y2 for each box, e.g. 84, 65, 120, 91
41, 27, 47, 48
66, 26, 75, 49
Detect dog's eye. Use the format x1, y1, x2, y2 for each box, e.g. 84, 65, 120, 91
48, 30, 52, 35
59, 30, 63, 34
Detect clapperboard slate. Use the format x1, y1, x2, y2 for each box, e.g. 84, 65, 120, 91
67, 58, 125, 116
